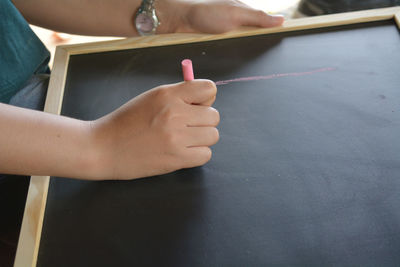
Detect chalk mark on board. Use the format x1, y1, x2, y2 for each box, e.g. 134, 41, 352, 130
215, 67, 337, 86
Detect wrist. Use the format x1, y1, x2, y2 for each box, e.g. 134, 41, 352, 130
78, 120, 110, 180
84, 117, 126, 180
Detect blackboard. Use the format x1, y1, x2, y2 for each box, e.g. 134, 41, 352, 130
15, 9, 400, 267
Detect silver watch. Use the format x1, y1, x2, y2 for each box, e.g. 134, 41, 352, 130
135, 0, 160, 36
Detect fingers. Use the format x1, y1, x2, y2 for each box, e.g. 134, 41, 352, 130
184, 126, 219, 147
184, 105, 220, 127
235, 7, 284, 28
148, 80, 220, 172
177, 79, 217, 106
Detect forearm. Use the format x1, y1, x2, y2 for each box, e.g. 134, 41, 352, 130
0, 103, 97, 179
13, 0, 284, 37
0, 80, 219, 181
13, 0, 149, 36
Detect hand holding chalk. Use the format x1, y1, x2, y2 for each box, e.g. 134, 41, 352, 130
89, 59, 219, 179
182, 58, 219, 107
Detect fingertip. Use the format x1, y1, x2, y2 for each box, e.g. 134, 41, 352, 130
198, 78, 217, 87
197, 79, 218, 95
269, 14, 285, 26
240, 8, 284, 29
259, 12, 284, 27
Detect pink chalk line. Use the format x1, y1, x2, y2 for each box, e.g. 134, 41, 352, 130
215, 67, 337, 86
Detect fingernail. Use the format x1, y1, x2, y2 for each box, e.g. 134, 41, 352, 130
271, 14, 285, 24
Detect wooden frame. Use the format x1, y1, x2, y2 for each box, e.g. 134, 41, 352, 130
14, 6, 400, 267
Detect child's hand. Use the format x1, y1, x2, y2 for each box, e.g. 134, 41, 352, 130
157, 0, 284, 34
90, 80, 220, 180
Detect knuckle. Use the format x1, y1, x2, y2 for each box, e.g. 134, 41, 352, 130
163, 130, 181, 149
152, 107, 173, 128
154, 85, 173, 101
257, 10, 267, 18
161, 107, 175, 123
158, 105, 183, 126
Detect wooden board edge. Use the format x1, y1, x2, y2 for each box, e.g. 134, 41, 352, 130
14, 47, 70, 267
395, 11, 400, 28
62, 6, 400, 55
43, 47, 70, 115
13, 177, 50, 267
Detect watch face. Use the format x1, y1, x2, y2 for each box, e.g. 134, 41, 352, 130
136, 13, 154, 34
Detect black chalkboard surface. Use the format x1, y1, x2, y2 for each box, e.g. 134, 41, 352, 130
37, 21, 400, 266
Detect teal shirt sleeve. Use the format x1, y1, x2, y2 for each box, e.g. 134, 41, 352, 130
0, 0, 50, 104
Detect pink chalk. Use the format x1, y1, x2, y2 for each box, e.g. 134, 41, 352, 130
181, 59, 194, 81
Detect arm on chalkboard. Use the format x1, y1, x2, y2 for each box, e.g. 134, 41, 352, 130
0, 80, 219, 180
13, 0, 284, 36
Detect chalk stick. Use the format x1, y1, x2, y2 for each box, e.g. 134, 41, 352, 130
182, 59, 194, 81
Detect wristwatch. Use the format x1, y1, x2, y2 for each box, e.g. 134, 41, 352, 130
135, 0, 160, 36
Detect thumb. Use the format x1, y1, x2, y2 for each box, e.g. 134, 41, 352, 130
178, 80, 217, 106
